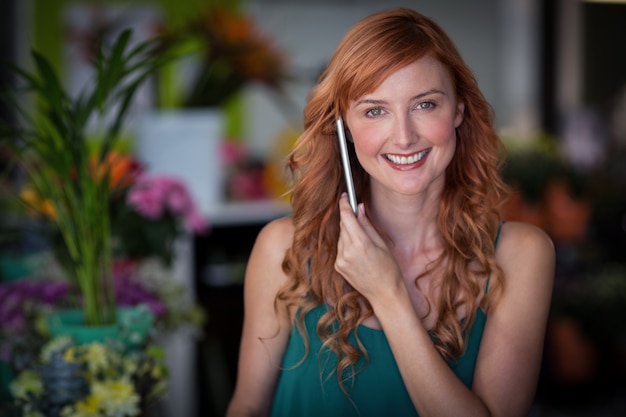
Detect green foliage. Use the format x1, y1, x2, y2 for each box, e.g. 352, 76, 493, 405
111, 203, 182, 267
0, 30, 173, 325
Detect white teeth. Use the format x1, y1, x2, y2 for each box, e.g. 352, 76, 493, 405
385, 149, 429, 165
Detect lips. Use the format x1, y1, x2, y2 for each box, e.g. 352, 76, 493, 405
384, 148, 431, 165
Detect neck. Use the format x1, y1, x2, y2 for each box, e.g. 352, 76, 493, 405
368, 186, 443, 258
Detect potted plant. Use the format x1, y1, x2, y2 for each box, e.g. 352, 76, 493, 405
108, 152, 209, 267
0, 29, 170, 332
159, 3, 287, 109
134, 3, 288, 214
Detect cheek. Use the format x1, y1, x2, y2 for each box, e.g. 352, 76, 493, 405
426, 119, 458, 146
437, 125, 457, 167
350, 126, 384, 158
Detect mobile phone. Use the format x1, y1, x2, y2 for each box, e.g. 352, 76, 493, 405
336, 117, 358, 216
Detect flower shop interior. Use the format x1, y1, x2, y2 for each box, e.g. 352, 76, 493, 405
1, 0, 625, 416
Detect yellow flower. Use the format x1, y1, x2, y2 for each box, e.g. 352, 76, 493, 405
63, 342, 122, 381
19, 185, 56, 219
264, 128, 299, 200
61, 395, 102, 417
12, 337, 167, 417
84, 343, 113, 374
10, 370, 43, 400
40, 336, 73, 362
123, 356, 138, 375
151, 363, 164, 379
93, 379, 140, 417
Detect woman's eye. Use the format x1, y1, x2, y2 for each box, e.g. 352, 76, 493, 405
366, 107, 384, 117
416, 101, 435, 110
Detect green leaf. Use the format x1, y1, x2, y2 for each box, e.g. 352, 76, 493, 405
31, 51, 67, 115
0, 28, 173, 326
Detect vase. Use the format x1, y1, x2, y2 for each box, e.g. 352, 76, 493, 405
47, 305, 154, 349
134, 108, 225, 217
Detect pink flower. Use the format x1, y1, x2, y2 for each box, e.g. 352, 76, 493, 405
185, 209, 209, 234
229, 170, 269, 200
161, 178, 194, 215
221, 141, 248, 164
126, 173, 207, 233
126, 177, 165, 219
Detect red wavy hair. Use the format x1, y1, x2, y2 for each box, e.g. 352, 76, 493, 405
276, 8, 509, 390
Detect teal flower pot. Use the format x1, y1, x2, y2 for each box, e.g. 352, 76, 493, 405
47, 305, 154, 349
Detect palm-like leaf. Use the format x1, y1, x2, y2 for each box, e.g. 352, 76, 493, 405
0, 29, 172, 325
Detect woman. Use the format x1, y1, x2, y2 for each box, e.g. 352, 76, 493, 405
226, 8, 554, 417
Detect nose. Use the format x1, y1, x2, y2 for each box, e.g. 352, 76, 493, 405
392, 113, 417, 148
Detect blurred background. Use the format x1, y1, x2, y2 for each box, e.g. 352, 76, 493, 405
1, 0, 625, 416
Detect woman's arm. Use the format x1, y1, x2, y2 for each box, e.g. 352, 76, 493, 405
472, 221, 555, 415
226, 217, 295, 417
336, 197, 555, 416
384, 221, 554, 417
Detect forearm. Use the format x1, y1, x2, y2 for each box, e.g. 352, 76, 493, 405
226, 400, 269, 417
373, 294, 491, 417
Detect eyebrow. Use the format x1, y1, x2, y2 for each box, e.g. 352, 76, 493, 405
355, 88, 446, 106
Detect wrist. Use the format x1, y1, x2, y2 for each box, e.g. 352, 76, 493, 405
369, 276, 411, 316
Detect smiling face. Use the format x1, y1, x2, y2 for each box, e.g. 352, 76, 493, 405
345, 55, 464, 200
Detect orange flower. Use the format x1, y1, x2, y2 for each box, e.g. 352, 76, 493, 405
202, 7, 254, 44
106, 151, 143, 190
20, 185, 56, 219
164, 5, 287, 107
89, 150, 143, 191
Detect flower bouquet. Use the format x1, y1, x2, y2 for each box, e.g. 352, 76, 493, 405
0, 278, 69, 373
159, 3, 287, 108
0, 259, 205, 371
9, 336, 167, 417
2, 148, 207, 358
110, 159, 209, 267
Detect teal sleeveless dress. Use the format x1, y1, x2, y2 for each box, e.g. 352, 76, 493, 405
270, 225, 502, 417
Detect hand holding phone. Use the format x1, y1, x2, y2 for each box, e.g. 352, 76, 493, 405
336, 117, 358, 216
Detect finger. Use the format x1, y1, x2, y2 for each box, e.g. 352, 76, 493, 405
355, 203, 386, 246
338, 192, 357, 218
338, 193, 361, 240
337, 194, 354, 248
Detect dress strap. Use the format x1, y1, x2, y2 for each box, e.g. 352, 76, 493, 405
494, 221, 505, 250
485, 221, 506, 295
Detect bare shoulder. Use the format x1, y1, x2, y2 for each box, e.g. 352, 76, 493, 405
241, 216, 295, 336
494, 221, 555, 302
496, 221, 555, 271
257, 216, 294, 246
252, 216, 294, 264
245, 216, 295, 294
227, 217, 294, 415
